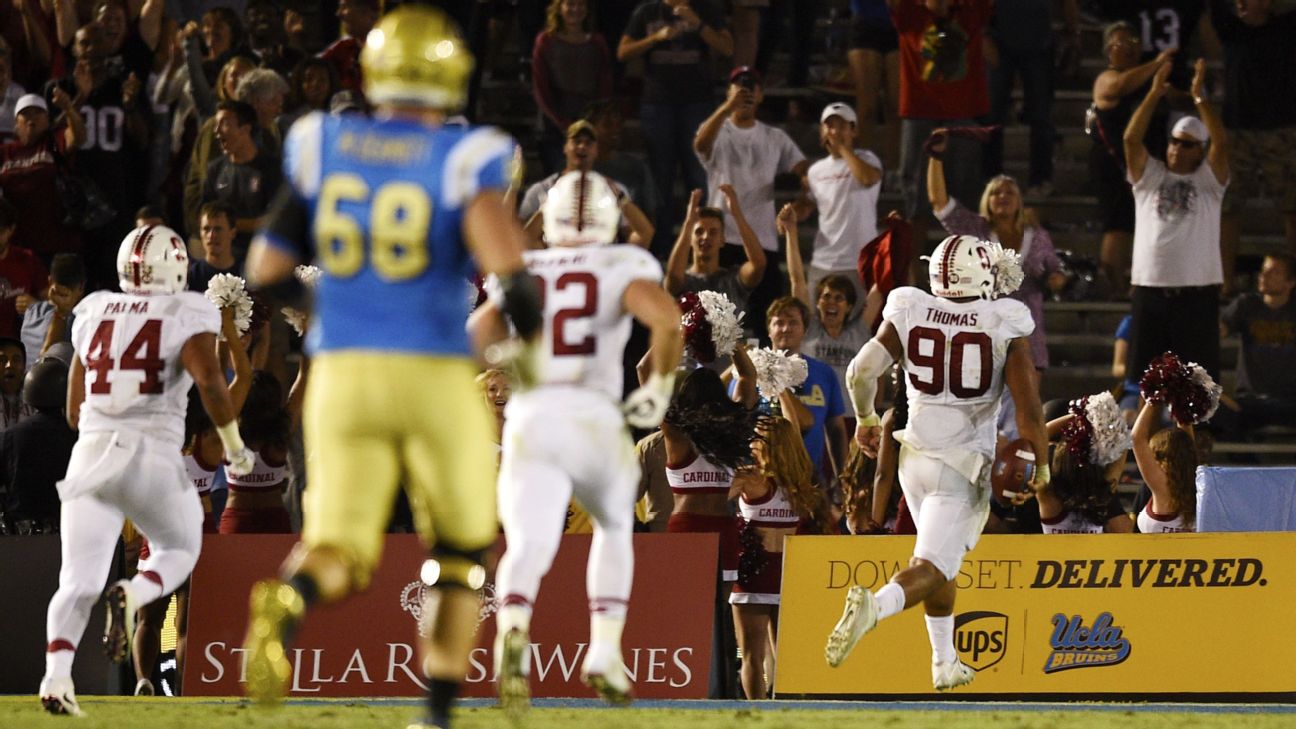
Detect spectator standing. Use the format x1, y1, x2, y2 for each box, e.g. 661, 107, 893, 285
93, 0, 164, 82
1090, 0, 1208, 91
200, 100, 282, 257
586, 98, 660, 221
927, 131, 1066, 368
20, 253, 81, 361
982, 0, 1081, 196
243, 0, 304, 78
665, 188, 765, 328
1217, 253, 1296, 434
1212, 0, 1296, 288
283, 58, 338, 129
846, 0, 900, 173
0, 92, 85, 261
0, 199, 49, 341
188, 201, 241, 292
181, 54, 259, 237
1089, 23, 1175, 295
889, 0, 993, 276
1123, 59, 1229, 379
0, 46, 26, 142
197, 7, 248, 87
792, 102, 883, 312
0, 357, 75, 534
619, 0, 733, 255
694, 66, 808, 337
48, 23, 151, 290
531, 0, 614, 176
321, 0, 381, 93
235, 67, 290, 154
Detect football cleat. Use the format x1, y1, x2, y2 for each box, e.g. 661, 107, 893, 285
580, 650, 632, 707
932, 659, 977, 691
495, 626, 530, 721
39, 676, 83, 716
824, 585, 878, 667
102, 579, 137, 664
242, 579, 304, 706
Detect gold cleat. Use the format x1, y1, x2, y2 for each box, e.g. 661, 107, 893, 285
242, 579, 304, 706
496, 626, 531, 722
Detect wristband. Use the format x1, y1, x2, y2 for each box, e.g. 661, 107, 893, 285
215, 419, 246, 456
857, 413, 881, 428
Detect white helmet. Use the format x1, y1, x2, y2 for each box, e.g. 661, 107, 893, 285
926, 234, 1004, 300
542, 171, 620, 247
117, 224, 189, 294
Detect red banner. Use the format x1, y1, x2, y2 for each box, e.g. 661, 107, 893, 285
184, 533, 717, 698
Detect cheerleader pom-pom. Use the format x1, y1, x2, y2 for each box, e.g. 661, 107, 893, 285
294, 265, 321, 286
282, 266, 323, 337
205, 273, 253, 337
1140, 351, 1222, 425
1062, 392, 1131, 467
749, 347, 809, 400
990, 245, 1025, 298
679, 291, 744, 364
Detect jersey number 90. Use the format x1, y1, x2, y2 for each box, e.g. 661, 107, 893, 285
315, 173, 432, 280
907, 326, 992, 399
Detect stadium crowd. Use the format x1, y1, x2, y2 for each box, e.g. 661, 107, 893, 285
1, 0, 1295, 703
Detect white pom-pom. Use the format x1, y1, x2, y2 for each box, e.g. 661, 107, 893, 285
205, 273, 253, 338
1083, 392, 1132, 465
698, 290, 743, 358
294, 265, 321, 287
1187, 362, 1222, 425
749, 347, 809, 400
990, 245, 1025, 298
281, 266, 322, 337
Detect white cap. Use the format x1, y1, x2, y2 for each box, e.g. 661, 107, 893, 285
820, 102, 857, 125
1171, 116, 1210, 144
14, 93, 48, 116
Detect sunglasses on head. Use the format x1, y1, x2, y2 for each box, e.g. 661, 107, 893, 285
1170, 137, 1202, 149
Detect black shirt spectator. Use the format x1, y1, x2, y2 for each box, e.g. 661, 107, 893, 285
201, 101, 282, 257
0, 358, 75, 532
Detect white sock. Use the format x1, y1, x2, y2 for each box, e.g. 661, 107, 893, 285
874, 583, 906, 621
128, 575, 165, 606
45, 648, 75, 681
925, 615, 958, 664
496, 604, 532, 635
587, 613, 625, 668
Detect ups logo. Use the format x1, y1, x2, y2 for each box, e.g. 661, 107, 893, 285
954, 611, 1008, 671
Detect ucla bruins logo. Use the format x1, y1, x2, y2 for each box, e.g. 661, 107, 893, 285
1043, 612, 1131, 673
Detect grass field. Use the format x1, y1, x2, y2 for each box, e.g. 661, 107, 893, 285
4, 697, 1295, 729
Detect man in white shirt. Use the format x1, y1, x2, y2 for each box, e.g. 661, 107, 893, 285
695, 66, 808, 338
1123, 57, 1229, 380
792, 102, 883, 319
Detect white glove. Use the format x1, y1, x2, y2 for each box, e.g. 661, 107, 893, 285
623, 372, 676, 429
225, 446, 256, 478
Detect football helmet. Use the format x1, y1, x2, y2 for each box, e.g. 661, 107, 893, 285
361, 6, 474, 111
542, 171, 621, 247
117, 225, 188, 294
926, 234, 998, 300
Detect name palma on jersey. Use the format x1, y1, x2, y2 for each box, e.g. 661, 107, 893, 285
925, 308, 980, 328
335, 132, 425, 164
104, 300, 151, 316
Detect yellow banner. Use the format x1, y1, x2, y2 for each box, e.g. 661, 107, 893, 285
776, 533, 1296, 698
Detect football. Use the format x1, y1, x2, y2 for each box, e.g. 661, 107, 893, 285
991, 438, 1037, 506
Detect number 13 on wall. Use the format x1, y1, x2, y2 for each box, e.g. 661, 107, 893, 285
315, 173, 433, 281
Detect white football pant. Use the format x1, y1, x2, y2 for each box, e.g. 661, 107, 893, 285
897, 446, 990, 581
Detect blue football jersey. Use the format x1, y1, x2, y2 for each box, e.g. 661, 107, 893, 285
264, 111, 516, 356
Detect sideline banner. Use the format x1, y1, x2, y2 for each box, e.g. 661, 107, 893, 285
776, 533, 1296, 700
185, 533, 716, 698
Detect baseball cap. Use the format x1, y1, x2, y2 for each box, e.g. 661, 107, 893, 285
566, 119, 597, 141
1171, 116, 1210, 144
729, 66, 762, 87
15, 93, 48, 116
821, 102, 857, 125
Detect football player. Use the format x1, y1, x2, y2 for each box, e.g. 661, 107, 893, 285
469, 170, 682, 713
824, 234, 1048, 690
38, 225, 254, 715
238, 7, 541, 729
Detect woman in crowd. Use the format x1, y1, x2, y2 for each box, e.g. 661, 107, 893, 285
1131, 400, 1199, 533
531, 0, 613, 175
476, 368, 511, 455
284, 57, 339, 127
926, 131, 1066, 370
731, 417, 830, 699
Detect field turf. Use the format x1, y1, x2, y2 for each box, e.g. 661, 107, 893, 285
3, 697, 1295, 729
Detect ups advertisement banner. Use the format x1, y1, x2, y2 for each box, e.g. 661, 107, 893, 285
776, 533, 1296, 699
185, 533, 716, 698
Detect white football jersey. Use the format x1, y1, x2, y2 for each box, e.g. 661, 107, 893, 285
492, 245, 662, 400
883, 287, 1034, 470
72, 291, 221, 448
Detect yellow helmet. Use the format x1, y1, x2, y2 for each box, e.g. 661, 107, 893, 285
360, 6, 474, 111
